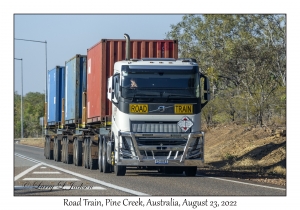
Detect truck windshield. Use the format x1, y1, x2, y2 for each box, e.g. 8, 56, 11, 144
121, 72, 200, 99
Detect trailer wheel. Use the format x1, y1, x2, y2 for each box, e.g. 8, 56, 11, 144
73, 140, 77, 165
74, 139, 82, 166
102, 137, 111, 173
114, 165, 126, 176
45, 137, 49, 159
44, 137, 46, 157
185, 166, 197, 176
56, 139, 62, 162
89, 143, 97, 170
82, 139, 86, 167
98, 136, 103, 172
65, 139, 72, 164
61, 138, 65, 163
84, 138, 89, 169
49, 138, 53, 160
54, 138, 57, 161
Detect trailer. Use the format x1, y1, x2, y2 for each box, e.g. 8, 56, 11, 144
44, 34, 210, 176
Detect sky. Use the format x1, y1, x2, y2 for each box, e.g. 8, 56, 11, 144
14, 14, 184, 95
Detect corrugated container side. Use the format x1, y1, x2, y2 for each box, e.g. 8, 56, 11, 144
47, 66, 65, 125
65, 54, 87, 124
87, 39, 178, 123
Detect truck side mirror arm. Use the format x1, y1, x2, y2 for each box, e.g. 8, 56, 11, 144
200, 74, 211, 109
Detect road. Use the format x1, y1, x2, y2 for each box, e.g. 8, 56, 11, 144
14, 143, 286, 196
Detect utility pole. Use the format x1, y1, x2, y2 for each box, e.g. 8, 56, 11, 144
14, 58, 23, 139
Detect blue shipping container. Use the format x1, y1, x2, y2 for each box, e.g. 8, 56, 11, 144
65, 54, 87, 124
47, 66, 65, 124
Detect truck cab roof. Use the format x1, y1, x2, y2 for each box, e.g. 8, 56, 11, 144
114, 58, 198, 74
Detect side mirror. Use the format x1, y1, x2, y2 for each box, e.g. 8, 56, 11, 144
107, 74, 120, 104
204, 77, 210, 101
107, 76, 113, 101
200, 74, 211, 108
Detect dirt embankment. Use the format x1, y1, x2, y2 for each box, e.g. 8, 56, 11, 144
203, 123, 286, 186
16, 123, 286, 186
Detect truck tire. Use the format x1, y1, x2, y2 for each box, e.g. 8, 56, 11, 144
74, 139, 82, 166
102, 137, 111, 173
84, 138, 89, 169
49, 138, 53, 160
98, 136, 103, 172
185, 166, 197, 176
65, 139, 72, 164
56, 139, 62, 162
89, 143, 98, 170
73, 139, 77, 165
54, 138, 58, 161
45, 137, 49, 159
44, 138, 46, 157
114, 165, 126, 176
62, 138, 66, 163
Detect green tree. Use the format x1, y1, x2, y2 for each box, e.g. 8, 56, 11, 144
166, 14, 286, 126
14, 92, 44, 138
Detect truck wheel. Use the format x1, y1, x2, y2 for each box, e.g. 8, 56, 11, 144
185, 166, 197, 176
49, 138, 53, 160
73, 140, 77, 165
98, 136, 103, 172
65, 139, 72, 164
84, 139, 89, 168
102, 137, 111, 173
62, 138, 65, 163
89, 143, 97, 170
54, 138, 57, 161
75, 139, 82, 166
44, 138, 46, 157
56, 139, 62, 162
45, 138, 49, 159
114, 165, 126, 176
82, 139, 85, 167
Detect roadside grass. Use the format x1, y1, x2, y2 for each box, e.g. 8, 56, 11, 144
17, 138, 44, 148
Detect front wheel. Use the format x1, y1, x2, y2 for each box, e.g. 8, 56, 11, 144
102, 137, 111, 173
114, 165, 126, 176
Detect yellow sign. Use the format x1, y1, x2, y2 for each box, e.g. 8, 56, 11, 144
130, 104, 148, 114
174, 104, 193, 114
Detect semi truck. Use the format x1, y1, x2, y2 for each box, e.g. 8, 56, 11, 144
44, 34, 210, 176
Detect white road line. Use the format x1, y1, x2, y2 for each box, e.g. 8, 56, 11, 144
14, 153, 149, 196
33, 172, 61, 174
196, 175, 286, 191
14, 163, 42, 181
15, 153, 41, 163
15, 144, 44, 150
40, 167, 47, 169
23, 178, 80, 181
14, 186, 106, 190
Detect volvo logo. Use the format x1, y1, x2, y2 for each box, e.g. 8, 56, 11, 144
149, 105, 173, 113
158, 106, 165, 112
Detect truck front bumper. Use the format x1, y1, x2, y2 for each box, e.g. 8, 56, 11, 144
116, 131, 205, 167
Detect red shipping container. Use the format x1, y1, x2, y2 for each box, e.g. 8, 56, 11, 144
86, 39, 178, 123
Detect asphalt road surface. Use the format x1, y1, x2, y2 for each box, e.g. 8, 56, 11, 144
14, 143, 286, 196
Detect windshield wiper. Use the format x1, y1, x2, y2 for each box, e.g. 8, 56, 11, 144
165, 94, 193, 102
132, 93, 160, 102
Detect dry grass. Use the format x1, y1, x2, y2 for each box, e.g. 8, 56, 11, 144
204, 123, 286, 182
18, 138, 44, 148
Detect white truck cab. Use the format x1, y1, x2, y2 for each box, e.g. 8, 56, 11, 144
107, 54, 210, 176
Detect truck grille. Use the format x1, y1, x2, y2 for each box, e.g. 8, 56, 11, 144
131, 122, 190, 133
